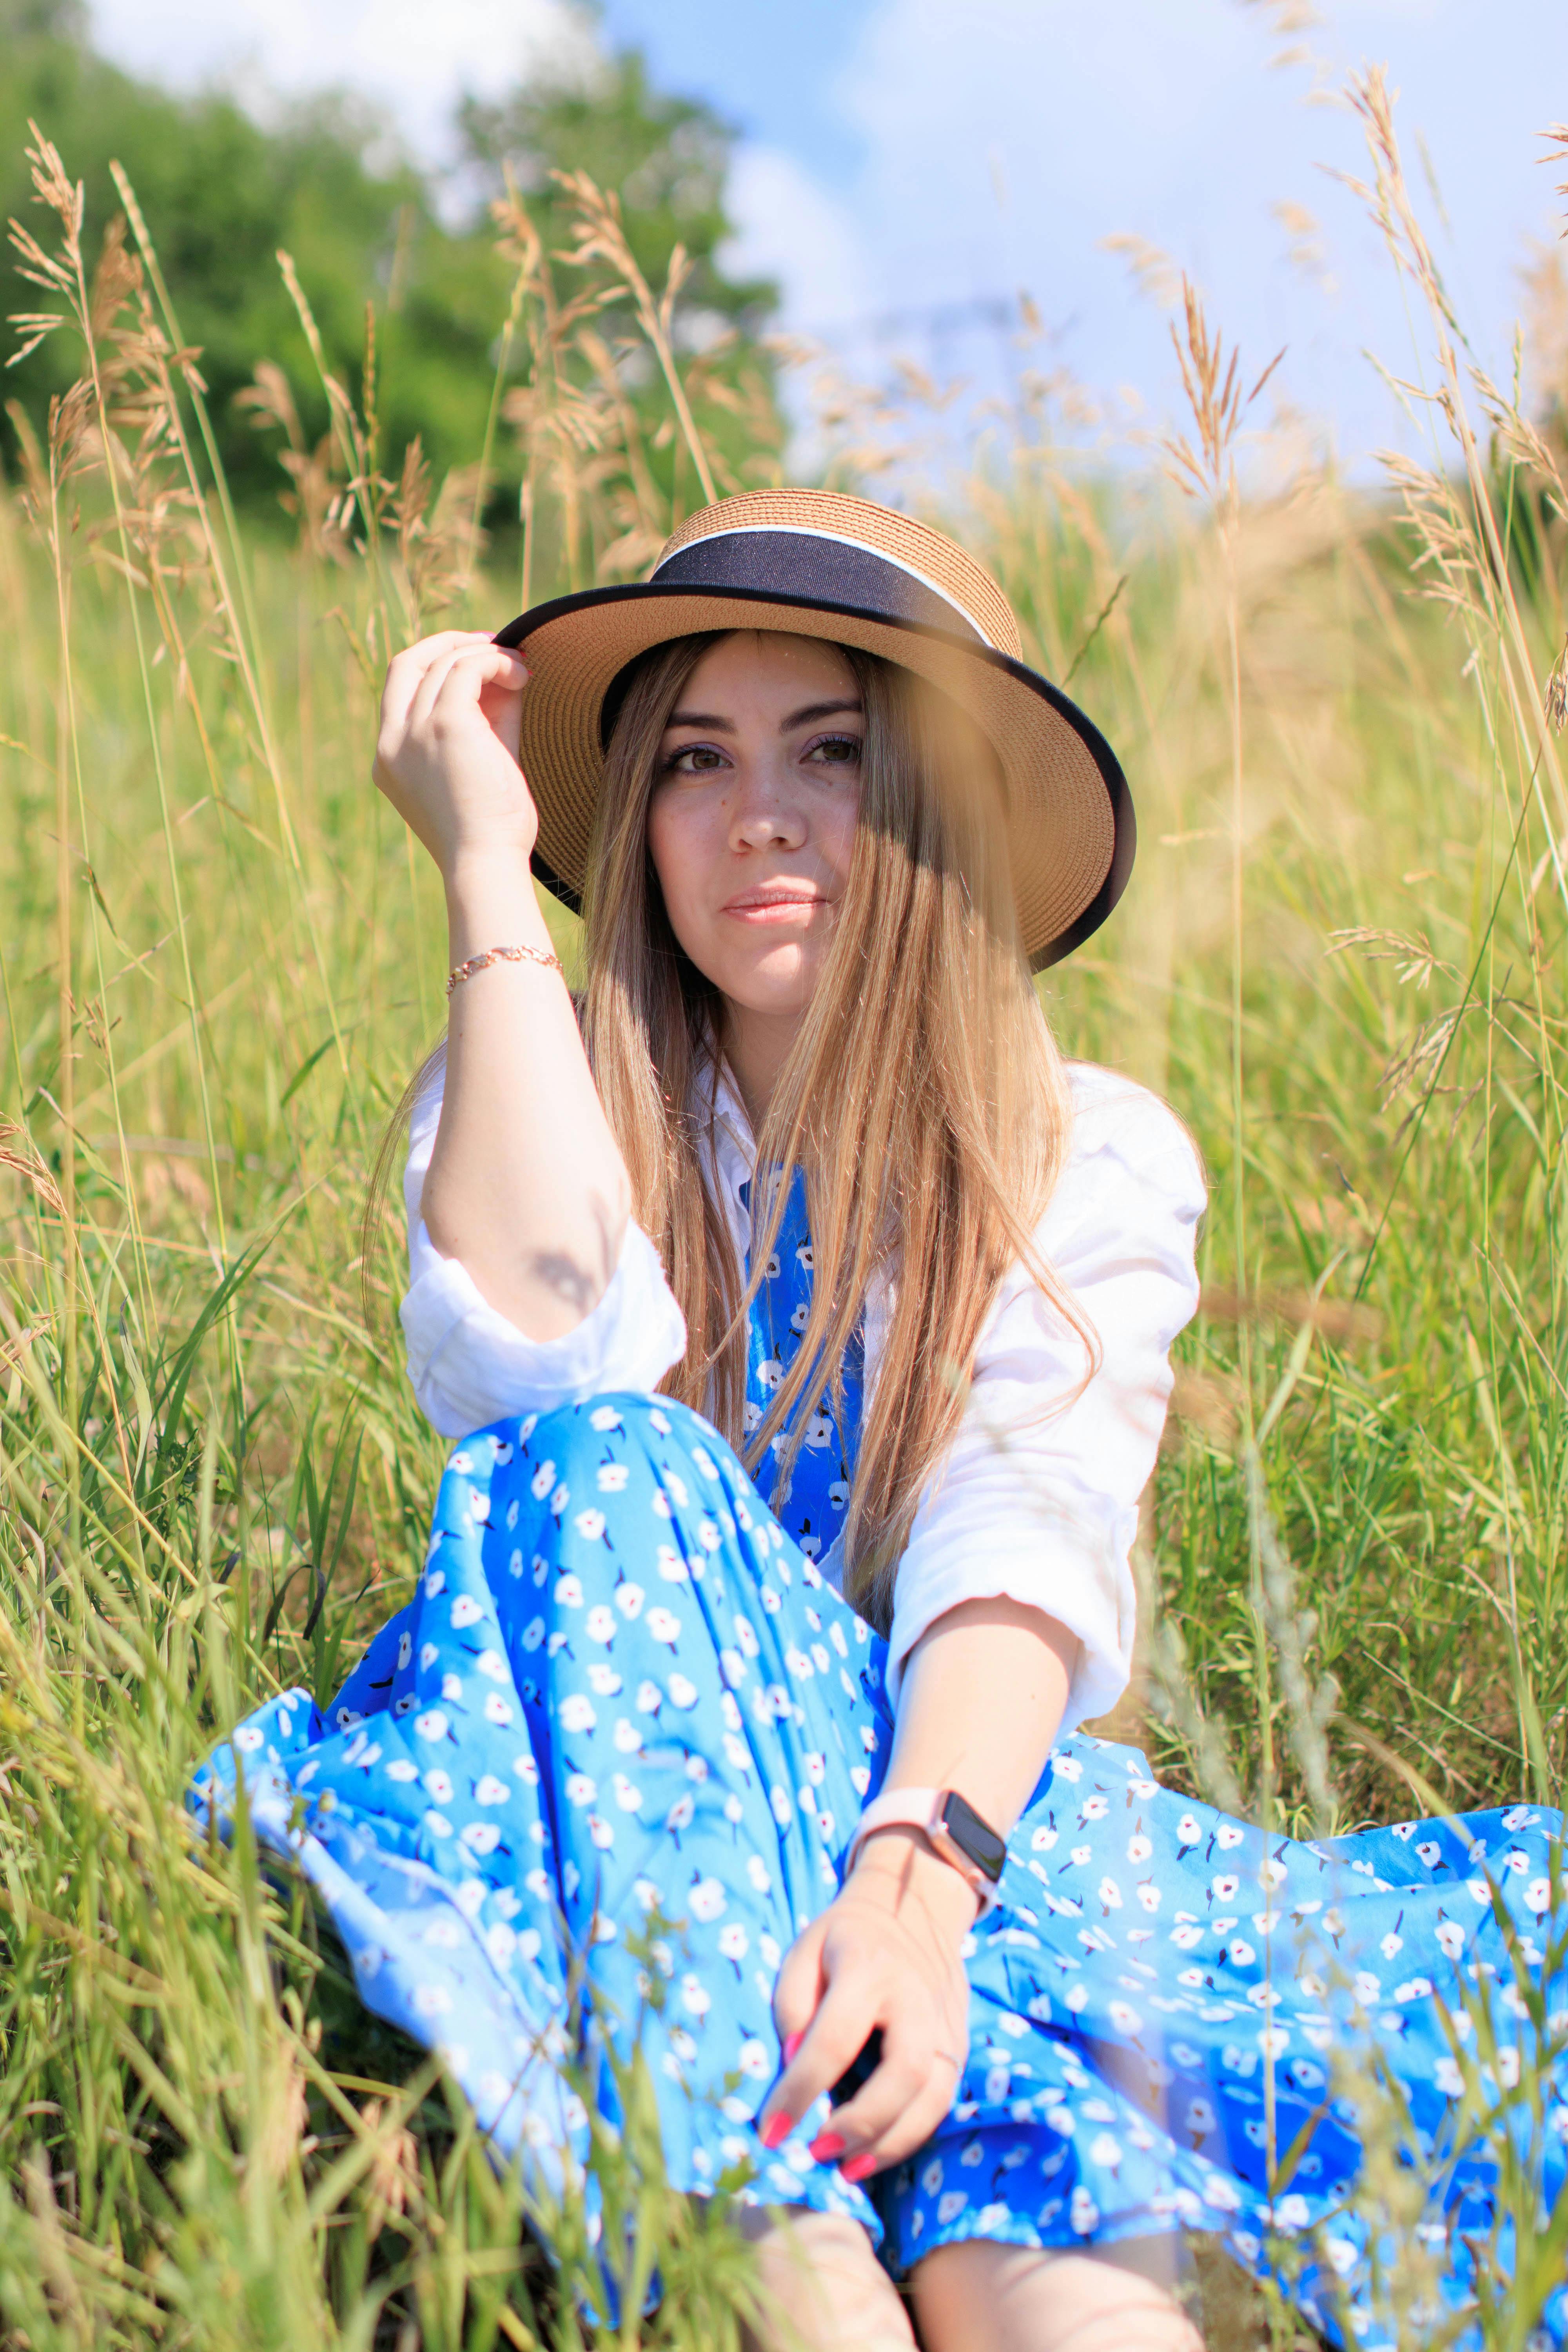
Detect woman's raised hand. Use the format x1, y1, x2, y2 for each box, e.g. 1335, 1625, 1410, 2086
374, 631, 535, 877
758, 1832, 973, 2182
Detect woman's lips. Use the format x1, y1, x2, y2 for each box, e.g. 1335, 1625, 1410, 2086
721, 891, 829, 924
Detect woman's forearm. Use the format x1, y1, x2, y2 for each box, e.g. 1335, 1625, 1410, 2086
420, 848, 633, 1341
878, 1597, 1078, 1836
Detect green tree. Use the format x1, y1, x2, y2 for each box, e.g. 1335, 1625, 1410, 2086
1, 0, 780, 531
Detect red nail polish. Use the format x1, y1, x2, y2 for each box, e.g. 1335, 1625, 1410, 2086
840, 2153, 878, 2183
808, 2131, 845, 2163
759, 2111, 794, 2150
782, 2031, 804, 2065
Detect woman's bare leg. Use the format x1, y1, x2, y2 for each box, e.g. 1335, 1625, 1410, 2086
737, 2206, 917, 2352
911, 2236, 1204, 2352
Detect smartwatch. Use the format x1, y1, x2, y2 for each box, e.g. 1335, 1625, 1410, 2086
846, 1786, 1007, 1915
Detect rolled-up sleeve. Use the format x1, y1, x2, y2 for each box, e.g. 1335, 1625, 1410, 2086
399, 1068, 688, 1439
885, 1068, 1205, 1730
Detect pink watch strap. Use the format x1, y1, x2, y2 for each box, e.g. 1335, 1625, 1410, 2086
846, 1786, 1002, 1914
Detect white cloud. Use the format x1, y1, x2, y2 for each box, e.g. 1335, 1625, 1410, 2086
720, 146, 873, 331
88, 0, 595, 170
771, 0, 1568, 463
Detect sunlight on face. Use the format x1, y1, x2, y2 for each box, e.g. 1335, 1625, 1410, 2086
646, 631, 861, 1024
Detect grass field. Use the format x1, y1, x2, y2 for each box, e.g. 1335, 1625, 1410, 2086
2, 78, 1568, 2351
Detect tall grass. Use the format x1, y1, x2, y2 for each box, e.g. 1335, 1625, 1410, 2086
0, 74, 1566, 2350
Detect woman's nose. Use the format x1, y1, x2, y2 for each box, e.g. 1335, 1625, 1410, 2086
730, 779, 806, 852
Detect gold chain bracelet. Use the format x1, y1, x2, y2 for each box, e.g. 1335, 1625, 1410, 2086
446, 943, 564, 997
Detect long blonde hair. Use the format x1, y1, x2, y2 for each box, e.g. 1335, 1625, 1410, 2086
582, 631, 1086, 1628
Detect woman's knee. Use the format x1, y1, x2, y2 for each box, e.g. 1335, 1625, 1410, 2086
737, 2205, 916, 2352
910, 2236, 1203, 2352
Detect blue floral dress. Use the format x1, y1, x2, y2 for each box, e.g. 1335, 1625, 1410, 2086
197, 1170, 1568, 2350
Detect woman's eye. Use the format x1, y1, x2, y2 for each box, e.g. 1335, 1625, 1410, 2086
806, 734, 862, 768
664, 743, 728, 775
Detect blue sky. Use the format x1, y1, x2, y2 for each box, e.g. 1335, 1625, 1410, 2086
88, 0, 1568, 472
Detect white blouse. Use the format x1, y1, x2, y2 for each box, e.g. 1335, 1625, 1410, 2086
400, 1059, 1206, 1735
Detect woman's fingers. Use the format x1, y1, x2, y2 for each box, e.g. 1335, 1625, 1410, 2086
407, 640, 524, 735
764, 1954, 900, 2141
378, 630, 490, 736
820, 2021, 962, 2176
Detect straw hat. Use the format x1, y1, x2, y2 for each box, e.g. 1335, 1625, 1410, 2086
495, 487, 1133, 970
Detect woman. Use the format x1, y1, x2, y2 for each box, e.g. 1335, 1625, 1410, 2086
201, 492, 1565, 2352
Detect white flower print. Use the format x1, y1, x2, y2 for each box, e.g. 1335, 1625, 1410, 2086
612, 1773, 643, 1812
587, 1663, 622, 1695
461, 1822, 501, 1856
475, 1649, 507, 1682
614, 1719, 642, 1754
413, 1710, 450, 1743
530, 1461, 555, 1501
532, 1555, 549, 1586
593, 1463, 630, 1497
651, 1489, 674, 1518
424, 1811, 453, 1838
550, 1485, 570, 1515
664, 1672, 696, 1709
666, 1793, 695, 1833
690, 1445, 719, 1479
1081, 1795, 1109, 1822
423, 1768, 457, 1802
441, 1673, 464, 1704
482, 1693, 514, 1728
575, 1508, 608, 1544
616, 1583, 646, 1619
1127, 1832, 1153, 1864
385, 1759, 418, 1783
586, 1606, 617, 1644
1526, 1876, 1553, 1915
636, 1679, 662, 1712
1229, 1940, 1256, 1969
1052, 1755, 1082, 1784
564, 1773, 597, 1806
588, 1815, 615, 1850
1137, 1884, 1162, 1915
474, 1775, 510, 1806
450, 1593, 483, 1631
1435, 1920, 1466, 1960
1107, 2000, 1143, 2035
558, 1694, 597, 1734
663, 1473, 690, 1508
1211, 1874, 1241, 1904
717, 1923, 750, 1964
589, 1405, 622, 1432
737, 2038, 771, 2080
1069, 2187, 1098, 2235
396, 1630, 413, 1670
555, 1575, 583, 1609
655, 1546, 688, 1583
746, 1855, 772, 1894
688, 1877, 727, 1923
521, 1618, 545, 1653
425, 1567, 446, 1599
419, 1641, 439, 1672
646, 1608, 682, 1646
680, 1973, 711, 2019
697, 1520, 723, 1553
742, 1401, 763, 1435
1031, 1826, 1059, 1852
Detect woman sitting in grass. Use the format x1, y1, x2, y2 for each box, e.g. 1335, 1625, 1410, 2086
202, 490, 1566, 2352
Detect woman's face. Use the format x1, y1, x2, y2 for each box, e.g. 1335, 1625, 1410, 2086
646, 631, 861, 1023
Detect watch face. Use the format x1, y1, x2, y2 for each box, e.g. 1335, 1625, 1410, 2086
940, 1790, 1006, 1883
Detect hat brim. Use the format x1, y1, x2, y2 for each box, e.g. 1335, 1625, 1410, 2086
495, 582, 1134, 972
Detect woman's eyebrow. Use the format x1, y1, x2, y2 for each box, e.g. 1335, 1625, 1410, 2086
666, 708, 733, 731
781, 698, 862, 731
662, 697, 864, 734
